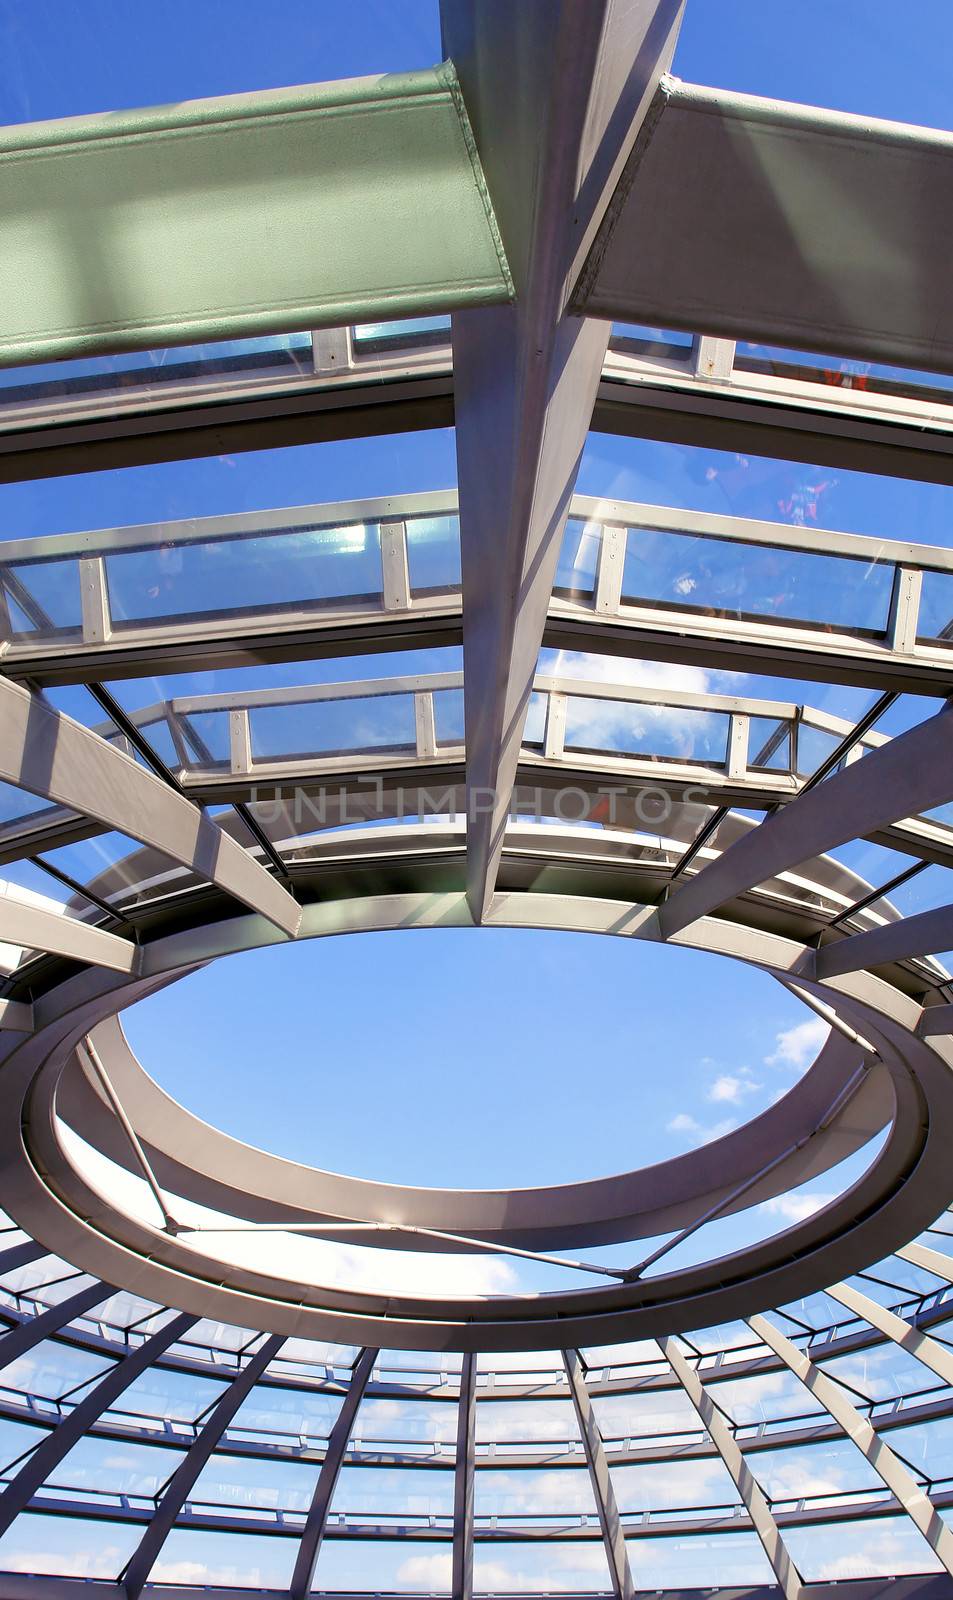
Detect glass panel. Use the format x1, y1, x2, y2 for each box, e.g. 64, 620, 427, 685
406, 515, 461, 591
746, 1440, 886, 1509
354, 1398, 459, 1449
149, 1527, 297, 1588
106, 522, 384, 625
249, 694, 415, 760
476, 1400, 579, 1449
472, 1539, 610, 1594
229, 1383, 343, 1448
0, 335, 312, 410
610, 1456, 740, 1514
2, 558, 81, 631
47, 1434, 185, 1499
563, 695, 730, 764
117, 1366, 228, 1427
749, 715, 792, 772
919, 570, 953, 642
621, 526, 894, 633
189, 1452, 320, 1515
433, 688, 464, 746
313, 1536, 453, 1593
0, 1341, 115, 1402
709, 1369, 824, 1429
625, 1530, 775, 1588
784, 1513, 941, 1580
592, 1389, 701, 1445
353, 315, 451, 349
733, 340, 953, 403
474, 1469, 597, 1524
611, 323, 694, 354
555, 518, 601, 595
0, 1510, 142, 1579
331, 1465, 455, 1522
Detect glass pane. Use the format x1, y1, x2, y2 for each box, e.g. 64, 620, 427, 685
406, 516, 460, 591
106, 522, 384, 624
622, 525, 894, 632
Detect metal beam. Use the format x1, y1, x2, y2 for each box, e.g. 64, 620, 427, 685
659, 702, 953, 938
750, 1314, 953, 1577
826, 1281, 953, 1390
290, 1346, 377, 1600
122, 1333, 284, 1599
0, 677, 300, 937
563, 1349, 633, 1600
0, 888, 137, 973
445, 0, 685, 920
0, 1280, 112, 1369
899, 1243, 953, 1285
0, 67, 511, 367
572, 77, 953, 376
0, 1311, 195, 1537
452, 1351, 477, 1600
815, 904, 953, 980
661, 1336, 802, 1600
0, 1240, 46, 1276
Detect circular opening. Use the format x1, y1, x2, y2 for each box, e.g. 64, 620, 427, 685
121, 928, 821, 1188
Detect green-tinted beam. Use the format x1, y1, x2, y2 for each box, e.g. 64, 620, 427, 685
0, 63, 512, 367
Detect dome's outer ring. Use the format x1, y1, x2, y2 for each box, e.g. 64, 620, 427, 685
0, 889, 949, 1351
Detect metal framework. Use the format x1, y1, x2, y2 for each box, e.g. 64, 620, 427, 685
2, 0, 953, 1595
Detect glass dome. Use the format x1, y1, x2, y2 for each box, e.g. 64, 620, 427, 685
1, 1, 953, 1595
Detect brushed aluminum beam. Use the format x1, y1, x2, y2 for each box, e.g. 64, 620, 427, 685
0, 677, 300, 937
445, 0, 685, 921
0, 1311, 195, 1537
452, 1352, 477, 1600
0, 889, 136, 974
572, 77, 953, 376
563, 1349, 634, 1600
290, 1347, 377, 1600
661, 1335, 802, 1600
659, 701, 953, 937
0, 1279, 112, 1369
815, 904, 953, 980
750, 1314, 953, 1577
122, 1333, 284, 1599
827, 1281, 953, 1390
0, 1240, 46, 1276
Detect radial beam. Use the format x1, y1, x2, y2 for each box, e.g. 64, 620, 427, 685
0, 68, 511, 367
0, 1279, 112, 1369
572, 77, 953, 376
445, 0, 685, 921
827, 1281, 953, 1389
0, 677, 300, 936
661, 1336, 802, 1600
750, 1313, 953, 1576
123, 1333, 284, 1598
659, 700, 953, 938
0, 888, 136, 973
815, 903, 953, 980
290, 1346, 377, 1600
0, 1310, 195, 1537
0, 1239, 46, 1276
452, 1351, 477, 1600
563, 1349, 633, 1600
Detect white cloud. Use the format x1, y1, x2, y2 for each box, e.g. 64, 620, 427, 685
547, 650, 715, 755
666, 1111, 736, 1143
765, 1016, 829, 1070
760, 1191, 835, 1224
398, 1552, 453, 1589
707, 1069, 762, 1105
1, 1547, 128, 1580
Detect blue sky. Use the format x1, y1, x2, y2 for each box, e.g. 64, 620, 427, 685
2, 3, 953, 1302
